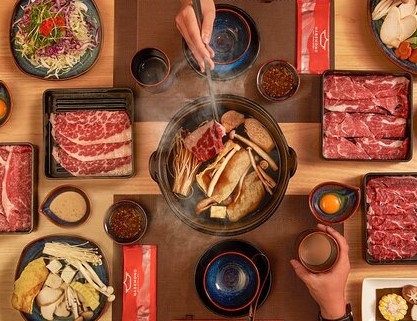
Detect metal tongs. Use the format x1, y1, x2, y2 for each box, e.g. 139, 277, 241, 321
192, 0, 219, 122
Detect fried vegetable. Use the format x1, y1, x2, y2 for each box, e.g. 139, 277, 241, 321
378, 293, 408, 321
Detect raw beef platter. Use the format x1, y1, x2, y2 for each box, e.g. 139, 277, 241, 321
364, 173, 417, 263
321, 71, 412, 160
0, 143, 35, 233
43, 88, 135, 178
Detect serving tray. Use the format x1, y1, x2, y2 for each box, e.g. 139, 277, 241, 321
363, 172, 417, 264
43, 88, 135, 178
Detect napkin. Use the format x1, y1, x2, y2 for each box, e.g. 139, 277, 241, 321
123, 245, 157, 321
297, 0, 331, 74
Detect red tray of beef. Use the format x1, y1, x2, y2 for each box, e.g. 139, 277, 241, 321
321, 70, 413, 161
43, 88, 135, 179
363, 172, 417, 264
0, 143, 37, 234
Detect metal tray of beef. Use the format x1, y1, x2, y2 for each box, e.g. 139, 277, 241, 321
43, 88, 135, 178
0, 143, 37, 234
321, 70, 413, 161
363, 172, 417, 264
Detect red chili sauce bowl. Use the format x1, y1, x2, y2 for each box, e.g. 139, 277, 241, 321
256, 60, 300, 102
104, 200, 148, 244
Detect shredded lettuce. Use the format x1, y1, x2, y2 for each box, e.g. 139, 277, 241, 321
13, 0, 98, 78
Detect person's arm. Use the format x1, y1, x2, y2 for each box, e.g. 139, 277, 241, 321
175, 0, 215, 72
290, 224, 352, 320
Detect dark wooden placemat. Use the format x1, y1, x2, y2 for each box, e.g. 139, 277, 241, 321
113, 0, 334, 123
112, 194, 343, 321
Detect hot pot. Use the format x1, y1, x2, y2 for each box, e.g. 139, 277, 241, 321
149, 94, 297, 236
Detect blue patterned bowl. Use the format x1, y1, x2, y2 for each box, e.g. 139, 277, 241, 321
203, 252, 260, 311
210, 8, 251, 65
309, 181, 360, 224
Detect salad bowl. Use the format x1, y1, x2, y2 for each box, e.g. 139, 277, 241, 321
9, 0, 102, 80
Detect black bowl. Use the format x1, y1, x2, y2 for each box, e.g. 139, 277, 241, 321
195, 239, 271, 317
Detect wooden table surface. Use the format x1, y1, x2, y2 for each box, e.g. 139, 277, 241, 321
1, 0, 417, 320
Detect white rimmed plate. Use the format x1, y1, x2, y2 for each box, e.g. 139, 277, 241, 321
362, 278, 417, 321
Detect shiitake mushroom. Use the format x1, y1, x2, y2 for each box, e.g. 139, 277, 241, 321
402, 285, 417, 305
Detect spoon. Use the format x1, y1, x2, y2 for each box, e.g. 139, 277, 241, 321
248, 253, 271, 321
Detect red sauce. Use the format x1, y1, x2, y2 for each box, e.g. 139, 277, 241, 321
261, 65, 296, 98
109, 205, 144, 239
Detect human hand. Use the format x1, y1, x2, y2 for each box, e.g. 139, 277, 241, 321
290, 224, 351, 320
175, 0, 215, 72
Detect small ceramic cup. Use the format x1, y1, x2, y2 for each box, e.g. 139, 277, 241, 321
131, 48, 172, 93
104, 200, 148, 244
296, 229, 340, 273
203, 251, 261, 311
256, 60, 300, 102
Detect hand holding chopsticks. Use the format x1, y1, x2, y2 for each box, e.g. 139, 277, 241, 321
175, 0, 215, 72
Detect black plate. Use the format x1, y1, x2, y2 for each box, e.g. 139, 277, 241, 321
195, 239, 272, 317
183, 4, 260, 80
43, 88, 134, 178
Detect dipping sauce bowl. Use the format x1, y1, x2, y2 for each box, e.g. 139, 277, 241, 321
131, 48, 172, 93
309, 181, 361, 225
256, 60, 300, 101
296, 229, 340, 273
104, 200, 147, 244
40, 185, 90, 227
0, 81, 12, 128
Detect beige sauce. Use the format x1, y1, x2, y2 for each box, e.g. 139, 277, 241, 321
50, 191, 87, 223
300, 233, 332, 266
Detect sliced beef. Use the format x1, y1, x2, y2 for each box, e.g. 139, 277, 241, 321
322, 74, 410, 160
356, 138, 409, 160
324, 95, 408, 118
368, 243, 417, 261
0, 145, 32, 232
184, 120, 226, 162
322, 136, 370, 159
367, 214, 417, 231
50, 110, 133, 176
50, 110, 132, 145
366, 176, 417, 261
324, 75, 409, 100
52, 147, 132, 176
323, 112, 407, 139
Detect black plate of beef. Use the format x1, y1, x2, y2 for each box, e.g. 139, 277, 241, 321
0, 143, 37, 234
321, 70, 413, 161
43, 88, 135, 178
363, 172, 417, 264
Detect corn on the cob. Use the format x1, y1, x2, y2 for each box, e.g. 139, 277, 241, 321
378, 293, 408, 321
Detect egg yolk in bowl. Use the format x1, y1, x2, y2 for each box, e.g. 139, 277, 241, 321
319, 194, 341, 215
0, 100, 7, 118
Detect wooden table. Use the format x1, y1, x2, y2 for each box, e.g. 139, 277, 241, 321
1, 0, 417, 320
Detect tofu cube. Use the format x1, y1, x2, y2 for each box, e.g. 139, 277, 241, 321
210, 206, 227, 219
44, 273, 63, 289
46, 259, 62, 274
61, 265, 77, 284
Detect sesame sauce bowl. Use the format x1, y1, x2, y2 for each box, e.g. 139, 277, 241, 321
104, 200, 147, 244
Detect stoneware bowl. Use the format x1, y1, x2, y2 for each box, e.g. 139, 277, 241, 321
130, 48, 172, 93
203, 251, 260, 311
104, 200, 147, 244
309, 181, 361, 225
210, 8, 251, 65
296, 229, 340, 273
256, 60, 300, 102
0, 81, 12, 127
